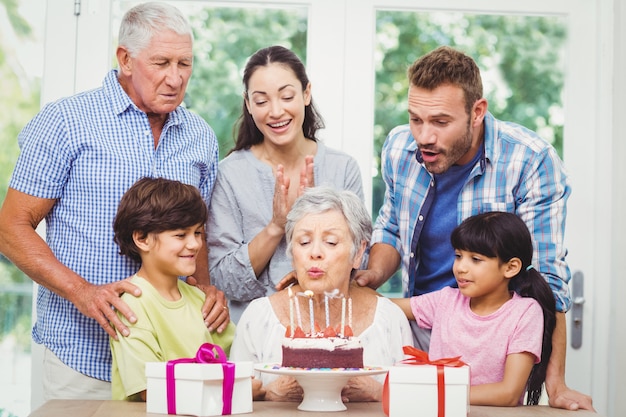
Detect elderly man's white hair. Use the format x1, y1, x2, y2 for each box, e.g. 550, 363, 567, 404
118, 2, 194, 58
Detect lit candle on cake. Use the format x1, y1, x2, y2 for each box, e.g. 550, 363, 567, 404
304, 290, 315, 335
295, 292, 303, 330
324, 289, 339, 331
348, 296, 353, 329
340, 296, 346, 337
324, 294, 330, 329
288, 286, 295, 337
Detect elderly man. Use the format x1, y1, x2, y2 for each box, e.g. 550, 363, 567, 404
0, 2, 228, 400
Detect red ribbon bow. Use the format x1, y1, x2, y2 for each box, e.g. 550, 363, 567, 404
383, 346, 467, 417
166, 343, 235, 415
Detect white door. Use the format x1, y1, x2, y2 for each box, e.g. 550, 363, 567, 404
40, 0, 608, 413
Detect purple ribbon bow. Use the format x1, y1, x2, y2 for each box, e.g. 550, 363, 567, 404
166, 343, 235, 415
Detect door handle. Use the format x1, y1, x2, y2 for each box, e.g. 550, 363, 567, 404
570, 271, 585, 349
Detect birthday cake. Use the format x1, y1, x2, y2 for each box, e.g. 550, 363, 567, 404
281, 330, 364, 369
281, 289, 363, 369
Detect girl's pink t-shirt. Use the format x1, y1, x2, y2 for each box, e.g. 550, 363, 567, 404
410, 286, 543, 387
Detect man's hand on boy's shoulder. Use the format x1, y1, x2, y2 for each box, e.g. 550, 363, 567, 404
74, 277, 141, 340
187, 276, 230, 333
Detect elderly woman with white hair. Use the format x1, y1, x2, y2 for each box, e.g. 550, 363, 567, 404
230, 186, 412, 402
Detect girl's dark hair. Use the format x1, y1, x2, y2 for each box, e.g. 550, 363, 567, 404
450, 211, 556, 405
113, 177, 208, 263
230, 45, 325, 153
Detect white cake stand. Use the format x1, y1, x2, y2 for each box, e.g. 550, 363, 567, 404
254, 364, 388, 412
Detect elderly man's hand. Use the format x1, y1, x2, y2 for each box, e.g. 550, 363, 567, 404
71, 277, 141, 339
186, 276, 230, 333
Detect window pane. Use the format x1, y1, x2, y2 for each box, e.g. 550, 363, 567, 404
0, 1, 44, 415
112, 1, 308, 158
373, 11, 567, 295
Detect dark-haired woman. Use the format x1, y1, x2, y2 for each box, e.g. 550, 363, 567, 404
208, 46, 363, 322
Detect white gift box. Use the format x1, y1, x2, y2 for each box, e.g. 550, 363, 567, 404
145, 361, 254, 416
387, 363, 470, 417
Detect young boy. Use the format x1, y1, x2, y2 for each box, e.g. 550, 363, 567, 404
110, 177, 235, 401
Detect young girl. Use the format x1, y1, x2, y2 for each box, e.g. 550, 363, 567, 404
392, 211, 556, 406
110, 177, 236, 401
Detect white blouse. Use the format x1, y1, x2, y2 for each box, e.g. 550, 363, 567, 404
230, 296, 413, 384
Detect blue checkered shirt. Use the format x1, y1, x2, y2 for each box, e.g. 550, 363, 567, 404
9, 69, 219, 381
372, 112, 572, 312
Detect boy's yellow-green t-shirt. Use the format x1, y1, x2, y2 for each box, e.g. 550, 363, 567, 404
110, 275, 236, 400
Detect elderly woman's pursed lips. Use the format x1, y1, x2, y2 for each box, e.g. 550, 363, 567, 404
306, 267, 325, 279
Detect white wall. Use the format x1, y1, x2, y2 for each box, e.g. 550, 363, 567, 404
609, 0, 626, 415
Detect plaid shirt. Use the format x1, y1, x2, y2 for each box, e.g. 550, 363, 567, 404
10, 70, 218, 381
372, 112, 572, 312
